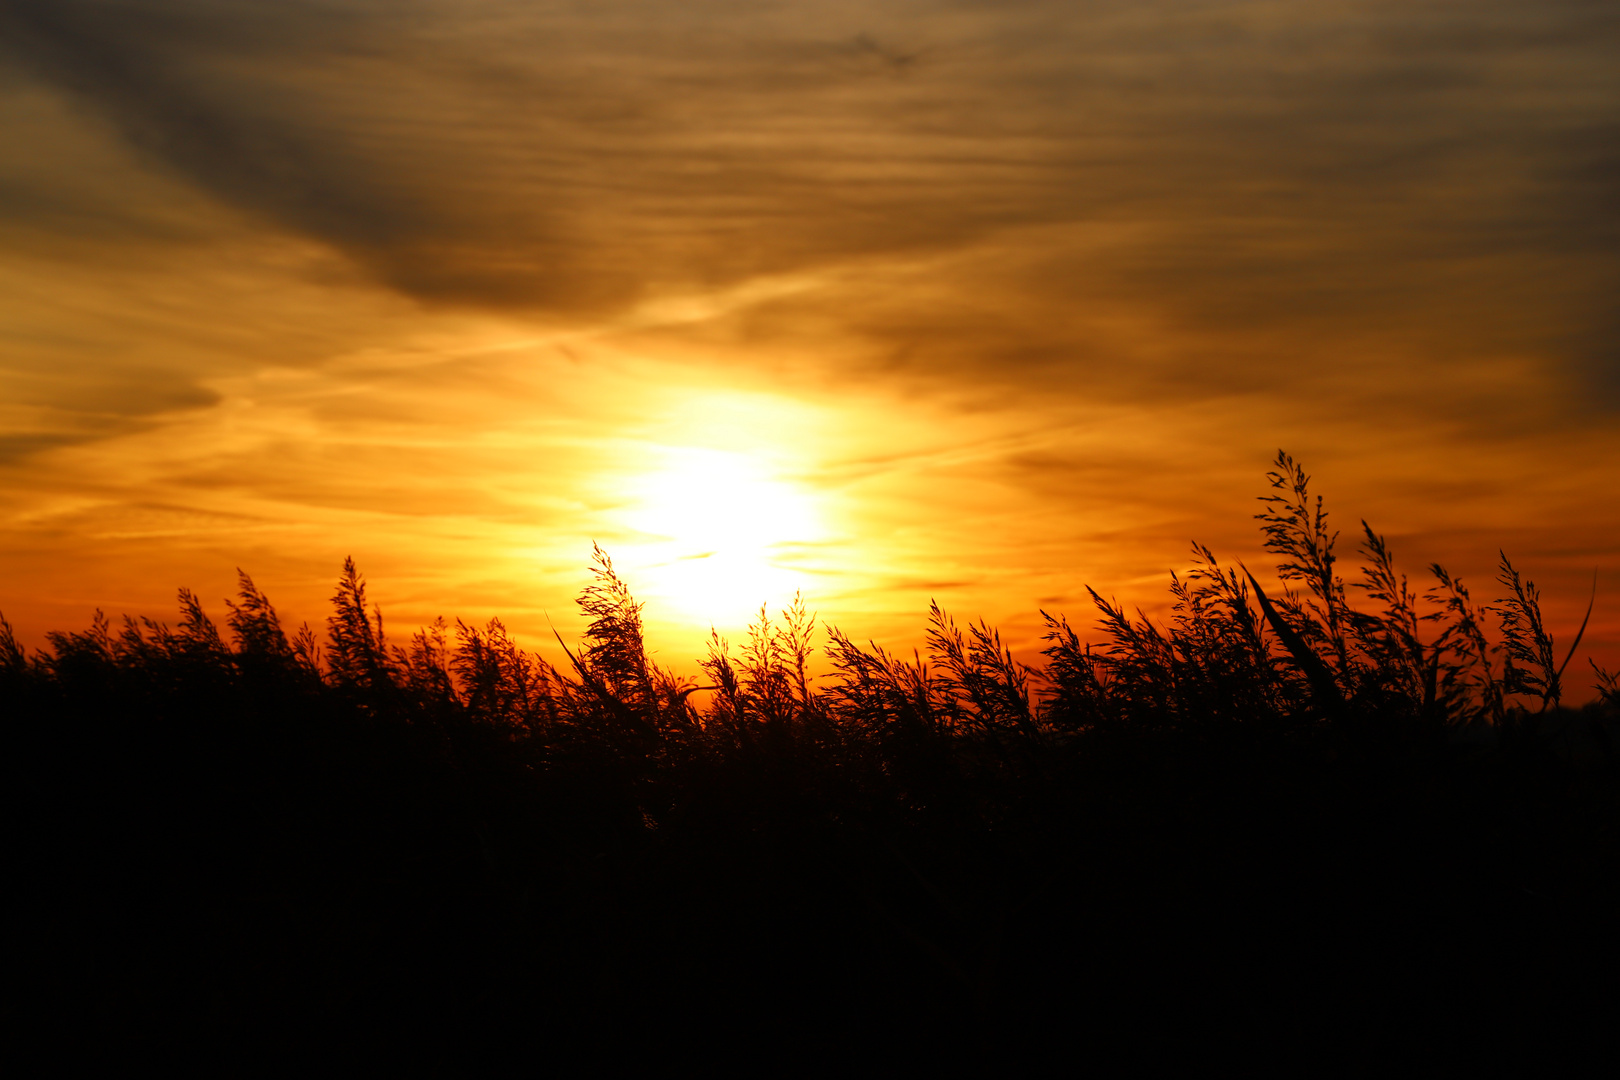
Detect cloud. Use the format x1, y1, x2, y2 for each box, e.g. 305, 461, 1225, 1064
0, 0, 1611, 397
0, 432, 85, 463
1, 1, 1617, 671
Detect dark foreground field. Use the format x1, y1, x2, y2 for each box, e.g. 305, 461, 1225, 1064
9, 456, 1618, 1064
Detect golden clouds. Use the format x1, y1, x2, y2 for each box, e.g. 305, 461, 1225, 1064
0, 1, 1617, 679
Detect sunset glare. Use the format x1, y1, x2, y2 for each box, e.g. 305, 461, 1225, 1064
618, 445, 825, 625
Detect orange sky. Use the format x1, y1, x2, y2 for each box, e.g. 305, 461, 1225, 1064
1, 1, 1617, 692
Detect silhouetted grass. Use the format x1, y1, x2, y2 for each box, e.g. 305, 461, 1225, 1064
7, 452, 1617, 1065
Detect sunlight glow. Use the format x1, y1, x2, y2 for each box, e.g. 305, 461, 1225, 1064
616, 445, 826, 625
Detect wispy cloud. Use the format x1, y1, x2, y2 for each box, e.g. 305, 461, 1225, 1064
4, 1, 1613, 390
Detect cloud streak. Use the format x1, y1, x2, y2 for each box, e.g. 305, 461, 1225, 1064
3, 0, 1613, 393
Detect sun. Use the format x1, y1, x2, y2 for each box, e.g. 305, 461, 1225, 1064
616, 446, 825, 625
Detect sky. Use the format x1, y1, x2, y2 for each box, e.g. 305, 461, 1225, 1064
1, 0, 1617, 687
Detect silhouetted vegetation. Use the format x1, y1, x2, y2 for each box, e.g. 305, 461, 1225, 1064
10, 453, 1618, 1064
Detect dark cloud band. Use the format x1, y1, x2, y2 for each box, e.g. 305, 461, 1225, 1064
1, 0, 1616, 398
